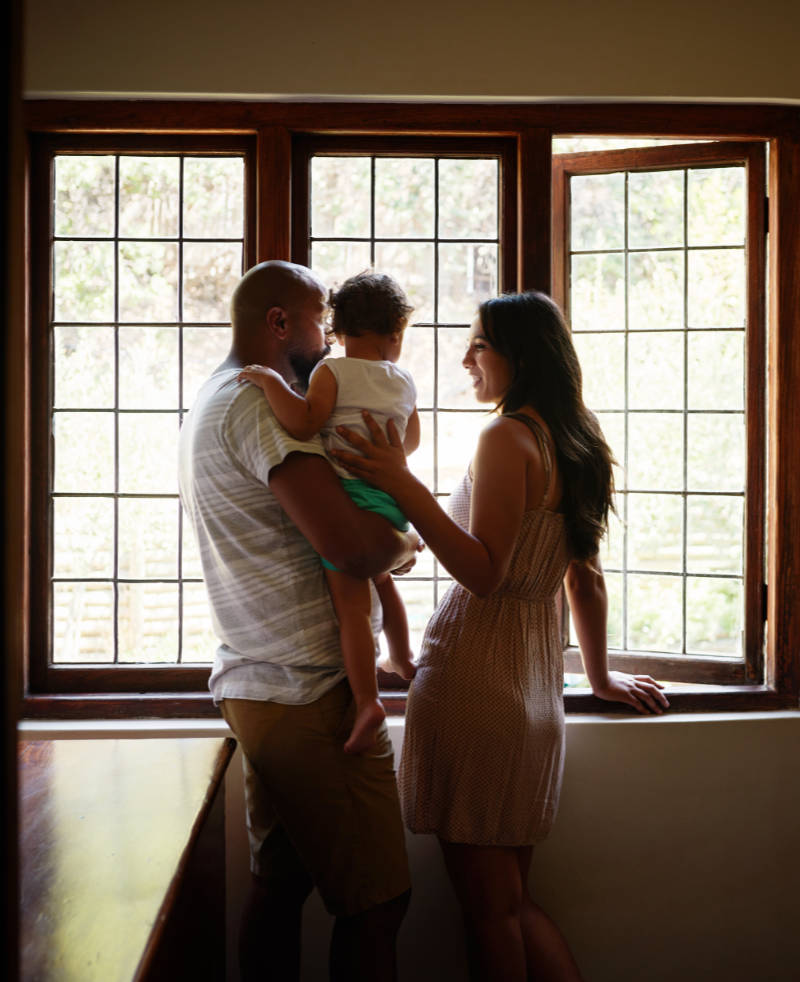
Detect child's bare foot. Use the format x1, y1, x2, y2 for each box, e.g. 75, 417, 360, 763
344, 699, 386, 755
378, 652, 417, 680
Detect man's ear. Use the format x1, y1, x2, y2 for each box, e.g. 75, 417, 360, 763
266, 305, 288, 339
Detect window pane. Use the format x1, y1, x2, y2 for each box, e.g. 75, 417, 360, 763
54, 156, 115, 237
375, 158, 435, 238
627, 414, 683, 490
685, 577, 742, 655
688, 249, 745, 327
119, 242, 179, 322
53, 412, 115, 493
688, 167, 745, 247
571, 173, 625, 251
686, 495, 743, 575
627, 493, 683, 573
119, 156, 179, 238
311, 157, 371, 237
118, 583, 179, 663
687, 413, 745, 492
438, 159, 497, 239
119, 326, 179, 409
118, 498, 179, 579
53, 497, 114, 578
628, 332, 684, 410
183, 242, 242, 323
688, 331, 744, 411
628, 251, 684, 331
54, 242, 115, 322
570, 253, 625, 332
54, 325, 115, 409
53, 582, 114, 664
554, 138, 711, 153
627, 574, 683, 653
118, 413, 179, 493
183, 157, 245, 238
438, 243, 497, 323
628, 170, 684, 249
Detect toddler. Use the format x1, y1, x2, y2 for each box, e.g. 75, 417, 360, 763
238, 271, 419, 753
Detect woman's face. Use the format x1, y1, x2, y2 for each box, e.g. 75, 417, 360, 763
462, 316, 513, 405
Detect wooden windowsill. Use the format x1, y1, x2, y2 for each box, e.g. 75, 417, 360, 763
20, 683, 797, 721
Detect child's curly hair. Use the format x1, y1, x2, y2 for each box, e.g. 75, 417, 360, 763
329, 271, 414, 338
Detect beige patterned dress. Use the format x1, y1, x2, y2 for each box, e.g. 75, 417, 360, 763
398, 414, 571, 845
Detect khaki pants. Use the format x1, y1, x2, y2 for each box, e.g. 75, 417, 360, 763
221, 679, 410, 916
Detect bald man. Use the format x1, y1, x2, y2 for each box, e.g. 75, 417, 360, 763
179, 261, 416, 981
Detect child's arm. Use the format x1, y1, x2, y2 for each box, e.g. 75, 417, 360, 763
237, 363, 337, 441
403, 408, 421, 455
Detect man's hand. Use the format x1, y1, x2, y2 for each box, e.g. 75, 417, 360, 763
391, 534, 425, 576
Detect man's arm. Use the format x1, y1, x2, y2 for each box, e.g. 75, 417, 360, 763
269, 451, 418, 579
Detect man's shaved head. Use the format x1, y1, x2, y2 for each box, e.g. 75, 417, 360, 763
231, 260, 327, 335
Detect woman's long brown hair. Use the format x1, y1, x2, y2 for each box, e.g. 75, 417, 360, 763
479, 291, 616, 562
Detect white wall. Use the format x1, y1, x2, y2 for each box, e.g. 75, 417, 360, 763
20, 713, 800, 979
24, 0, 800, 103
224, 714, 800, 982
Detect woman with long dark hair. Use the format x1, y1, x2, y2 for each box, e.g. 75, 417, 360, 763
333, 291, 669, 981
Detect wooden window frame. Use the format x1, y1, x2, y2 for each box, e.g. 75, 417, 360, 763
17, 101, 800, 718
552, 141, 766, 687
26, 133, 258, 716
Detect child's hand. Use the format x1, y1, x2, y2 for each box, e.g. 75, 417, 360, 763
237, 364, 279, 388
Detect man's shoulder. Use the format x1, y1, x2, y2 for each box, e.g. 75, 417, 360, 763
192, 370, 275, 430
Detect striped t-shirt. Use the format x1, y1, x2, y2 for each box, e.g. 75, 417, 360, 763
178, 368, 346, 705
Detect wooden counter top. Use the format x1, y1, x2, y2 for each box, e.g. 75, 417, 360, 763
19, 736, 235, 982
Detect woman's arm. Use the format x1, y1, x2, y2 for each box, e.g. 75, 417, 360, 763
564, 556, 669, 714
332, 412, 530, 597
237, 363, 337, 441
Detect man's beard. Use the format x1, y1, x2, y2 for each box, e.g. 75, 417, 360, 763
290, 342, 330, 392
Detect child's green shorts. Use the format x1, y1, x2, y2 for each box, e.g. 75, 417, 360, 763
321, 477, 410, 572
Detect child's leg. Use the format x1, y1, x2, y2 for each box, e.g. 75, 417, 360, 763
324, 568, 385, 755
373, 572, 416, 680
